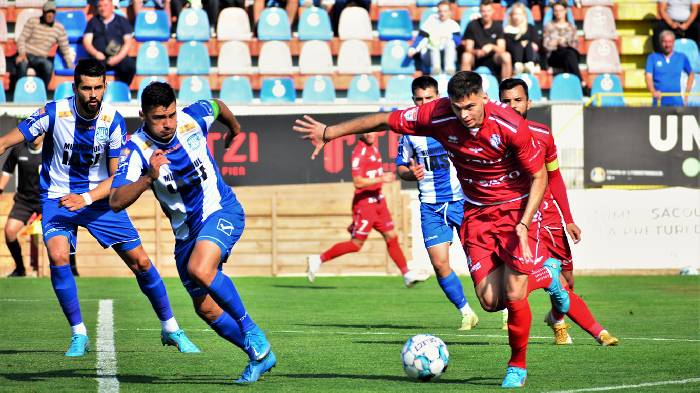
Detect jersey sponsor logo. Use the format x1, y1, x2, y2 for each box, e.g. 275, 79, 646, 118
95, 126, 110, 144
162, 157, 208, 193
352, 157, 360, 168
140, 139, 154, 151
100, 114, 113, 123
462, 170, 521, 187
490, 134, 502, 149
447, 135, 459, 144
186, 134, 201, 150
58, 111, 72, 118
178, 122, 196, 134
216, 218, 234, 236
18, 156, 29, 161
403, 107, 418, 122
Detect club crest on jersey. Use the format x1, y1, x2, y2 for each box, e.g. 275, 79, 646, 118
187, 134, 201, 150
447, 135, 459, 144
95, 127, 110, 144
217, 218, 234, 236
403, 107, 418, 122
469, 147, 483, 154
490, 134, 502, 149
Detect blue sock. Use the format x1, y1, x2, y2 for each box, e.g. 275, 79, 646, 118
209, 312, 245, 350
50, 264, 83, 326
437, 271, 468, 310
135, 264, 174, 322
207, 271, 257, 333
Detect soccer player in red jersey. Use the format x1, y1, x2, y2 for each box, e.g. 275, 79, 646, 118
295, 71, 570, 388
498, 78, 619, 347
306, 132, 430, 287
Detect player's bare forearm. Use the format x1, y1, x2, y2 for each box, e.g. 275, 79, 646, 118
353, 176, 383, 189
109, 176, 152, 212
520, 165, 547, 227
0, 128, 27, 156
397, 165, 417, 181
0, 174, 11, 191
325, 113, 392, 141
215, 99, 241, 148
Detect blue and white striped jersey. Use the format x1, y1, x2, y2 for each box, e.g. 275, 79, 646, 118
17, 97, 125, 199
396, 135, 464, 204
112, 100, 237, 241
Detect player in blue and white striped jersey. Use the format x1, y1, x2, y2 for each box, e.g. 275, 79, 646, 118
395, 76, 479, 331
110, 82, 275, 384
0, 59, 198, 357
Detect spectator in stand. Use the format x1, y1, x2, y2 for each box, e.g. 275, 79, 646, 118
646, 30, 695, 106
408, 0, 461, 75
543, 0, 588, 95
254, 0, 299, 27
653, 0, 699, 53
202, 0, 246, 36
14, 1, 73, 88
83, 0, 136, 85
504, 2, 540, 75
461, 0, 513, 81
331, 0, 371, 36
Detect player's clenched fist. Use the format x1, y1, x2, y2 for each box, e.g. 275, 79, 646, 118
148, 149, 170, 180
408, 158, 425, 181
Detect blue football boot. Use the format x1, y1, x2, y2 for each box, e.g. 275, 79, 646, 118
243, 326, 271, 361
235, 351, 277, 384
65, 334, 90, 357
161, 329, 201, 353
501, 366, 527, 388
543, 258, 570, 314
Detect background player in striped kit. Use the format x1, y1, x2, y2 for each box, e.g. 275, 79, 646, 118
396, 76, 479, 330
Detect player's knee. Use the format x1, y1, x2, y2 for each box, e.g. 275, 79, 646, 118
187, 263, 216, 286
128, 253, 152, 273
351, 238, 365, 250
4, 227, 18, 242
48, 248, 70, 265
477, 297, 501, 313
431, 259, 451, 277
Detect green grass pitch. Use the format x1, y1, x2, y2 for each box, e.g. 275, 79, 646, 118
0, 275, 698, 392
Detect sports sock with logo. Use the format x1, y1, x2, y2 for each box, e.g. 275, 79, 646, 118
207, 271, 257, 333
527, 264, 554, 293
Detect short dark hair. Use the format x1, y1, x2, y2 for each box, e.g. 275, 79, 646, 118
141, 81, 176, 113
74, 58, 105, 87
437, 0, 450, 7
447, 71, 483, 100
499, 78, 529, 101
480, 0, 494, 6
412, 76, 439, 96
552, 0, 568, 7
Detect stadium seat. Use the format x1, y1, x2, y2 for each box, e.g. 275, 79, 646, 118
302, 75, 336, 103
420, 7, 438, 26
590, 73, 624, 107
258, 41, 294, 74
417, 0, 440, 6
54, 44, 88, 76
217, 7, 253, 41
135, 10, 170, 42
581, 0, 613, 5
176, 8, 210, 41
299, 40, 334, 75
550, 73, 583, 101
0, 10, 8, 42
0, 83, 5, 103
504, 5, 534, 25
686, 73, 700, 107
674, 39, 700, 73
0, 46, 4, 75
347, 74, 381, 102
56, 11, 87, 44
515, 73, 542, 101
176, 41, 210, 75
586, 39, 621, 74
56, 0, 88, 6
15, 0, 45, 7
385, 75, 413, 103
337, 40, 372, 74
298, 7, 333, 41
456, 0, 481, 6
338, 7, 373, 40
435, 73, 450, 97
136, 41, 169, 75
460, 8, 481, 35
260, 77, 296, 103
217, 41, 254, 75
378, 9, 413, 41
480, 73, 499, 99
178, 76, 212, 103
583, 6, 617, 40
15, 9, 43, 39
137, 76, 166, 100
220, 76, 254, 104
104, 81, 131, 103
257, 7, 292, 41
377, 0, 412, 5
475, 65, 493, 75
14, 76, 47, 104
53, 81, 74, 100
542, 7, 574, 26
381, 40, 415, 74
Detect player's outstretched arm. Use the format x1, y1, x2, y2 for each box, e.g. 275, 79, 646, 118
293, 113, 392, 159
0, 128, 27, 156
214, 99, 242, 148
110, 149, 169, 212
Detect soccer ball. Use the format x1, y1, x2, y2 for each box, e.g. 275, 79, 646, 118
401, 334, 449, 381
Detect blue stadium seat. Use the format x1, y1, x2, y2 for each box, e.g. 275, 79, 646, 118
56, 0, 87, 6
260, 77, 296, 103
53, 81, 74, 100
56, 11, 87, 44
515, 73, 543, 101
0, 84, 5, 103
385, 75, 413, 103
176, 9, 210, 41
550, 73, 583, 101
302, 75, 336, 103
420, 7, 437, 26
135, 10, 170, 42
689, 73, 700, 107
543, 7, 575, 26
460, 8, 481, 35
176, 41, 210, 75
504, 5, 534, 25
674, 39, 700, 73
220, 76, 254, 104
14, 77, 47, 104
381, 40, 415, 74
136, 41, 169, 75
480, 73, 499, 99
54, 44, 89, 76
457, 0, 481, 6
475, 65, 493, 75
347, 74, 381, 102
104, 81, 131, 103
298, 7, 332, 41
590, 73, 624, 107
257, 8, 292, 41
417, 0, 440, 6
435, 73, 450, 97
137, 76, 166, 101
179, 76, 212, 103
378, 9, 412, 41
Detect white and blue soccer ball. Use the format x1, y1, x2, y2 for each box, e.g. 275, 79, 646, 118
401, 334, 449, 381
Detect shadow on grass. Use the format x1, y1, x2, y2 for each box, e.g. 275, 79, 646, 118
294, 323, 425, 330
0, 349, 58, 355
271, 285, 338, 290
0, 369, 238, 386
273, 373, 499, 386
352, 340, 492, 347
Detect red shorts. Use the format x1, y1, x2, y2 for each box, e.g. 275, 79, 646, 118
349, 197, 395, 240
460, 198, 550, 286
539, 199, 574, 271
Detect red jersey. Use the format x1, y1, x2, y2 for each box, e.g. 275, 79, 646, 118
351, 139, 384, 201
527, 120, 557, 203
388, 98, 544, 205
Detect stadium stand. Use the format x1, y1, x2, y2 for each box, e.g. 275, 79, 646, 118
338, 6, 373, 40
688, 74, 700, 107
179, 75, 212, 103
456, 0, 481, 6
516, 73, 543, 102
219, 76, 254, 104
56, 10, 86, 44
0, 82, 5, 102
542, 6, 575, 26
55, 0, 87, 6
134, 10, 170, 42
459, 7, 481, 35
299, 40, 334, 75
381, 40, 415, 75
674, 39, 700, 73
176, 8, 210, 42
385, 74, 413, 102
14, 76, 47, 103
216, 7, 253, 41
302, 75, 336, 103
480, 73, 499, 100
137, 76, 166, 100
298, 6, 333, 41
378, 9, 413, 41
260, 77, 296, 103
419, 7, 437, 25
53, 80, 73, 100
104, 81, 131, 103
590, 73, 625, 107
14, 8, 43, 38
416, 0, 440, 6
258, 40, 294, 74
0, 11, 7, 42
337, 39, 373, 74
586, 38, 622, 74
583, 6, 617, 40
257, 7, 292, 41
347, 74, 381, 102
135, 41, 169, 75
504, 4, 534, 25
550, 73, 584, 101
176, 41, 211, 75
217, 41, 254, 75
15, 0, 45, 7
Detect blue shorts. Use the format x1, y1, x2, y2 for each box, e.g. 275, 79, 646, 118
174, 204, 245, 298
420, 200, 465, 248
42, 198, 141, 254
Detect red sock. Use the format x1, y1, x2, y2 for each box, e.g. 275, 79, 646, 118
506, 298, 532, 369
566, 291, 604, 338
527, 265, 553, 293
320, 241, 361, 263
385, 237, 409, 275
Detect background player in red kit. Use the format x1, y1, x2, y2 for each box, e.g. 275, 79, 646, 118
306, 133, 430, 287
498, 78, 619, 347
295, 71, 571, 388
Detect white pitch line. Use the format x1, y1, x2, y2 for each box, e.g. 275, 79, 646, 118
96, 299, 119, 393
545, 377, 700, 393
